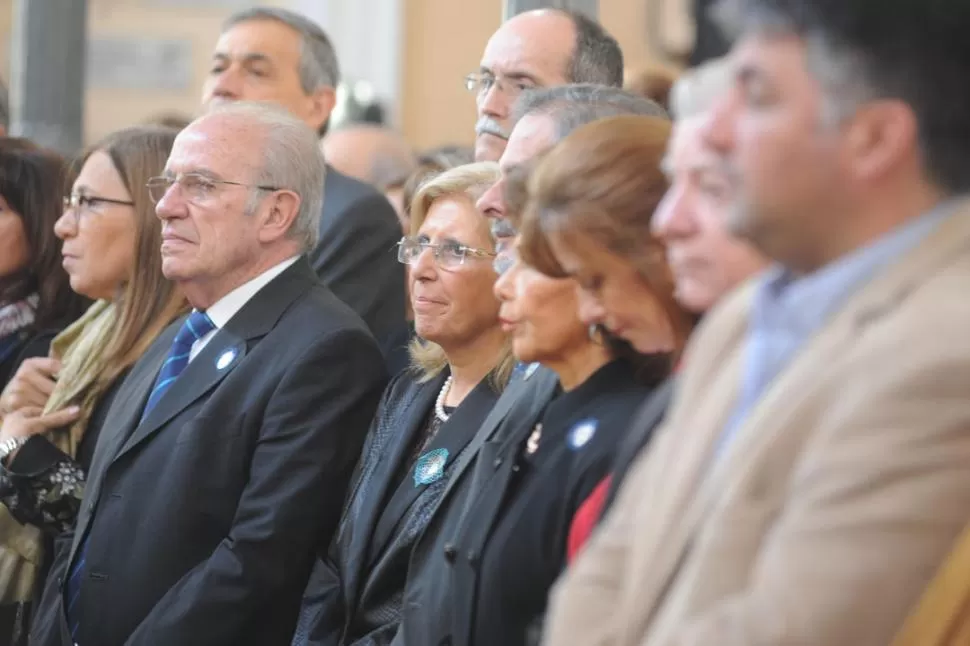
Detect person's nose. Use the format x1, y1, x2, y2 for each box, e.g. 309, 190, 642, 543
652, 183, 698, 242
477, 178, 505, 220
53, 207, 76, 240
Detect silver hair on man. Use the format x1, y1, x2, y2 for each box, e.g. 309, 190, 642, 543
512, 83, 669, 142
203, 102, 326, 252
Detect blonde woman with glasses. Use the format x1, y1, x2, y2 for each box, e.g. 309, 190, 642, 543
298, 162, 514, 646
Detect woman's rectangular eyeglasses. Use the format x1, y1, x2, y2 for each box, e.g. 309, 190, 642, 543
397, 236, 496, 269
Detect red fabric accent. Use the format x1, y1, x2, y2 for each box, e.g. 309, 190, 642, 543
566, 475, 613, 564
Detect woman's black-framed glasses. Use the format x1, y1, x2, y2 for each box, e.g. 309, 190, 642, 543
397, 236, 496, 270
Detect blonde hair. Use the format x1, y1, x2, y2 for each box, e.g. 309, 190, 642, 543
407, 162, 516, 390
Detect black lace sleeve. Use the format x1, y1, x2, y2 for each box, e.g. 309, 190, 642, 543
0, 435, 85, 536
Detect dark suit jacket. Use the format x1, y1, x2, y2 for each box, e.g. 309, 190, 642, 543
311, 167, 407, 371
29, 258, 387, 646
447, 361, 655, 646
300, 371, 500, 646
390, 365, 560, 646
601, 376, 676, 515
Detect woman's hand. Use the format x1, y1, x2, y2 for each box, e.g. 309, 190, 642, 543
0, 406, 81, 443
0, 358, 61, 415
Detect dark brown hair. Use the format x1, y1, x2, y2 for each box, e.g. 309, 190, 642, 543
75, 126, 188, 389
0, 137, 89, 329
521, 114, 694, 361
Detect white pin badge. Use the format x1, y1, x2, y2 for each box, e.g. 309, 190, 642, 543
216, 349, 237, 371
567, 419, 598, 450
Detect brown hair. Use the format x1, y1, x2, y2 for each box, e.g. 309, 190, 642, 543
407, 162, 515, 391
521, 114, 693, 359
0, 138, 89, 329
76, 126, 188, 390
624, 65, 679, 112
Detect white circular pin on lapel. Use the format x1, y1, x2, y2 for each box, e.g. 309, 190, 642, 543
216, 349, 237, 371
567, 419, 598, 450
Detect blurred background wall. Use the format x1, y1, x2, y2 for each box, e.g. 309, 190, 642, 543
0, 0, 694, 148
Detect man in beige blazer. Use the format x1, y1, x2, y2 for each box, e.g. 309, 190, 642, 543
543, 1, 970, 646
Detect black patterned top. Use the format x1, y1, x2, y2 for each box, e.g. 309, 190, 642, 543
0, 371, 126, 536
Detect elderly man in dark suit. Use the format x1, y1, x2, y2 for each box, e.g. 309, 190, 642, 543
29, 103, 387, 646
202, 7, 408, 372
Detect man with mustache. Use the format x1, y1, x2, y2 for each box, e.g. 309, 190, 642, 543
469, 9, 624, 162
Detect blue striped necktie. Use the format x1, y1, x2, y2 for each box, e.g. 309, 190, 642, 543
65, 310, 215, 641
141, 310, 216, 421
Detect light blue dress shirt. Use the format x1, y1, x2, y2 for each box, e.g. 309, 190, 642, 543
716, 201, 958, 457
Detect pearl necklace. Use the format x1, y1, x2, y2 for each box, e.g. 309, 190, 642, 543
435, 375, 454, 422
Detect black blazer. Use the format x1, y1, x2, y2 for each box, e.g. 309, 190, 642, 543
300, 370, 500, 646
601, 376, 676, 515
311, 167, 408, 371
445, 361, 655, 646
390, 365, 560, 646
29, 258, 388, 646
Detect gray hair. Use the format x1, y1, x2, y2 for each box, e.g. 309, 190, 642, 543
711, 1, 885, 127
223, 7, 340, 93
204, 102, 325, 251
0, 79, 7, 131
669, 57, 732, 121
562, 11, 625, 87
513, 83, 668, 142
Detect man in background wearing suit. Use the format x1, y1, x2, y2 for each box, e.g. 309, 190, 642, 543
203, 7, 408, 371
545, 1, 970, 645
33, 103, 387, 646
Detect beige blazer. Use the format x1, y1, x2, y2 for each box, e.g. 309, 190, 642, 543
544, 202, 970, 646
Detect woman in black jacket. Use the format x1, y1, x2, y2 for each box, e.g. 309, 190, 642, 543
0, 139, 88, 390
299, 162, 514, 646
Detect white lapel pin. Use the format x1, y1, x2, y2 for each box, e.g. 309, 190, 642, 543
567, 419, 598, 450
216, 349, 237, 371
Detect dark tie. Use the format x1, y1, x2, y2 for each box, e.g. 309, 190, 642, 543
65, 310, 215, 641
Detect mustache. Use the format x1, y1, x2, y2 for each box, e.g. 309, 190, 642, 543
476, 117, 510, 141
490, 218, 517, 239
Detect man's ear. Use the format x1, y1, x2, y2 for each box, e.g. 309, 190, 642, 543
845, 99, 918, 183
257, 190, 302, 244
308, 86, 337, 134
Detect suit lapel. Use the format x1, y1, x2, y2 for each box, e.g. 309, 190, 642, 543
368, 379, 500, 567
109, 257, 317, 465
344, 374, 442, 602
113, 331, 248, 460
437, 366, 558, 507
624, 201, 970, 631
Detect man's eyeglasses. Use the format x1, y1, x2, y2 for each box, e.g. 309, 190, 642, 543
146, 173, 280, 205
463, 72, 537, 99
397, 236, 496, 270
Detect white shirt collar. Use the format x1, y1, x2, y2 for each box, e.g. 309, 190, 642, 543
204, 255, 300, 330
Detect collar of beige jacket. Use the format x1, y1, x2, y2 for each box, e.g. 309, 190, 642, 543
694, 197, 970, 524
